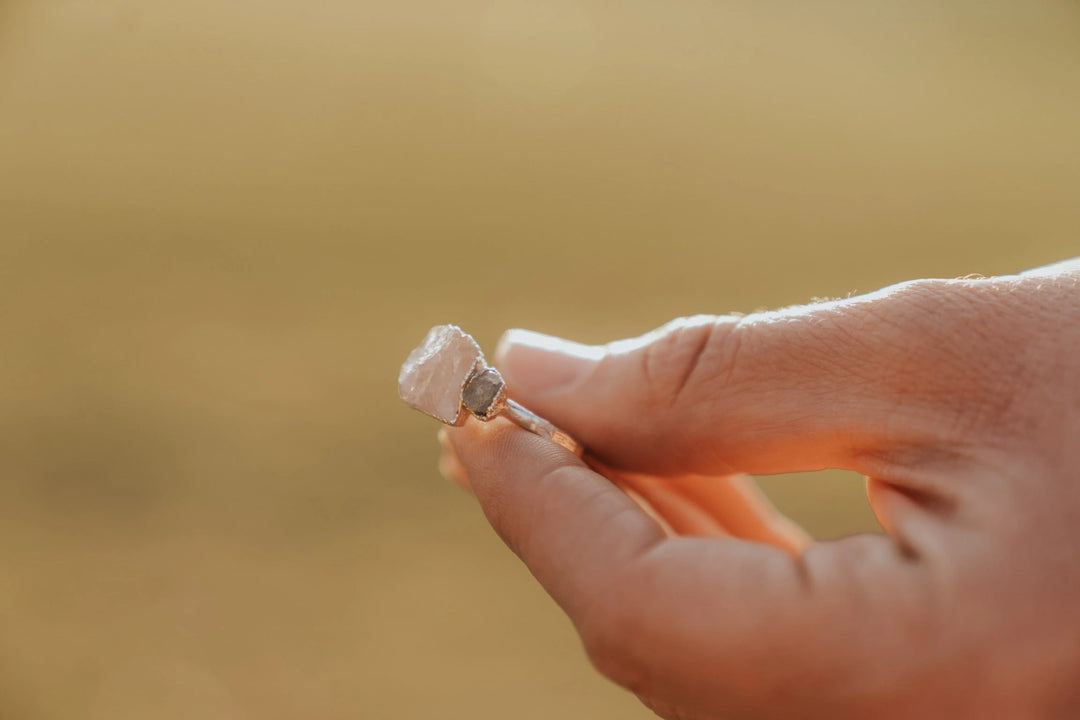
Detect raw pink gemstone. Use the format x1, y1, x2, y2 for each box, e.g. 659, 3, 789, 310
398, 325, 485, 424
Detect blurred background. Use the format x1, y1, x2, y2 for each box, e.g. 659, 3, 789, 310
1, 0, 1079, 717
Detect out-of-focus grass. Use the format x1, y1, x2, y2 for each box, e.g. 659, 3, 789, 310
0, 1, 1078, 718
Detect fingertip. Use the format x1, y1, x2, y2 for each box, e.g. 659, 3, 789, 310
442, 414, 501, 448
493, 328, 523, 367
494, 328, 602, 395
441, 417, 519, 489
446, 415, 581, 472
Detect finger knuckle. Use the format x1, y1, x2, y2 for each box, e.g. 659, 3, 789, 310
843, 278, 1037, 438
887, 278, 1065, 438
639, 315, 735, 410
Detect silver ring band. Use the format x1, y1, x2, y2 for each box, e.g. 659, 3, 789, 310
502, 399, 583, 456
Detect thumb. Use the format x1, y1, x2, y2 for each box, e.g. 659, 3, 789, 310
496, 278, 1005, 480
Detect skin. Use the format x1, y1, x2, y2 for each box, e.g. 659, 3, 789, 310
439, 258, 1080, 719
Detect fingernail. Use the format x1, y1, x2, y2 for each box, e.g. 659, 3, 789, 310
494, 328, 603, 394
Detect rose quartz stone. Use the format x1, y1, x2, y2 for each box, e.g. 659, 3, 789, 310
398, 325, 485, 424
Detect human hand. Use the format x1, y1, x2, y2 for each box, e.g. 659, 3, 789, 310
441, 258, 1080, 719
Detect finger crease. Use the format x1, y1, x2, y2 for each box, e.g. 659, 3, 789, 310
671, 322, 727, 408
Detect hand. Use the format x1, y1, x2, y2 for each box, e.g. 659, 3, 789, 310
441, 258, 1080, 719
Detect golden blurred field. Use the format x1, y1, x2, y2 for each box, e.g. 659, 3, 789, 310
1, 1, 1078, 717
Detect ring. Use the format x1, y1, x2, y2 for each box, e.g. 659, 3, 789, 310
398, 324, 584, 456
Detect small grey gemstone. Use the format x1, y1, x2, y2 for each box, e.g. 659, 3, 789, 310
462, 367, 505, 419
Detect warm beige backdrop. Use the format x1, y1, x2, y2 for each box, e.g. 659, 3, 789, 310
1, 1, 1078, 718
